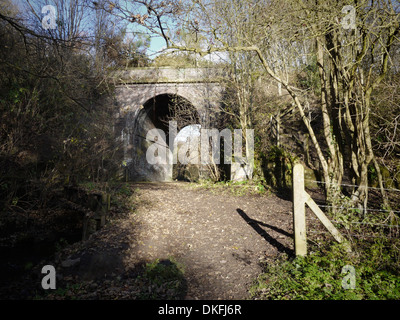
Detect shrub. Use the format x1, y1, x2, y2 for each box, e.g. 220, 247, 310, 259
250, 240, 400, 300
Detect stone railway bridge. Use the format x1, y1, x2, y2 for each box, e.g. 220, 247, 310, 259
113, 67, 226, 181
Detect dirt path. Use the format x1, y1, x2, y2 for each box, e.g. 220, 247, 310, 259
140, 182, 295, 299
4, 182, 298, 300
78, 182, 295, 299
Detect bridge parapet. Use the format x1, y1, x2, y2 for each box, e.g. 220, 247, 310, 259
113, 67, 224, 84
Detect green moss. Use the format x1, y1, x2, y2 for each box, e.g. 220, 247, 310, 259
263, 146, 297, 190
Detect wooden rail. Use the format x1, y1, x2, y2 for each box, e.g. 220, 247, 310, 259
292, 163, 351, 256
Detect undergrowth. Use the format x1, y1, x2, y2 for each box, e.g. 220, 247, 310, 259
191, 179, 269, 196
250, 239, 400, 300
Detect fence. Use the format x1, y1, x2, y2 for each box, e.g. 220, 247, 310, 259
292, 163, 400, 256
267, 104, 298, 147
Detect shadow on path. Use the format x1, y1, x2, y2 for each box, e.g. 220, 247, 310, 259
236, 208, 293, 257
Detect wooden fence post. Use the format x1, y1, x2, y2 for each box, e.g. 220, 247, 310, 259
292, 163, 351, 256
293, 163, 307, 256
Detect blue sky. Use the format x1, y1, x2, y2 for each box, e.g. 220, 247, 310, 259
129, 25, 166, 58
147, 35, 166, 57
12, 0, 166, 57
11, 0, 226, 61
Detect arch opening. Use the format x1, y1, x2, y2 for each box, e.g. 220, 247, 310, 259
142, 94, 200, 146
131, 93, 201, 182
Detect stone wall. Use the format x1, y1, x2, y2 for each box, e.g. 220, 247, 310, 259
113, 68, 224, 181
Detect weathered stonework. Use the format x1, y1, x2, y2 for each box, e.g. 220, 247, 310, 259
113, 67, 224, 181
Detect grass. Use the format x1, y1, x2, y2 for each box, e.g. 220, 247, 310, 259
143, 257, 185, 285
136, 257, 187, 299
250, 239, 400, 300
191, 179, 270, 196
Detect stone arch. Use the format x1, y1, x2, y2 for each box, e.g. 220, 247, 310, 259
140, 85, 203, 113
113, 68, 225, 182
141, 93, 201, 137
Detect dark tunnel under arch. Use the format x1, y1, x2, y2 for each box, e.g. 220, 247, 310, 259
129, 93, 202, 181
141, 93, 201, 146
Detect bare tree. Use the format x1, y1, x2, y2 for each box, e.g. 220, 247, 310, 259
95, 1, 400, 212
